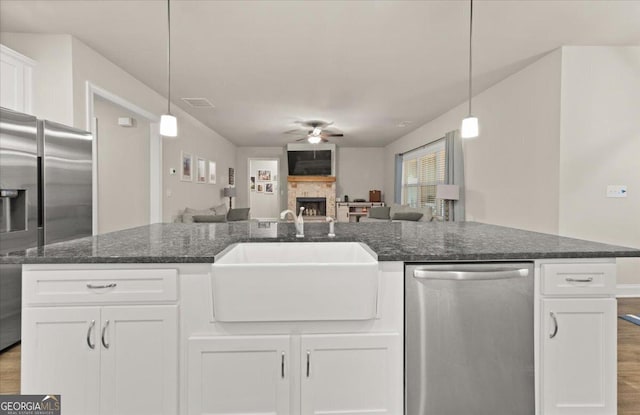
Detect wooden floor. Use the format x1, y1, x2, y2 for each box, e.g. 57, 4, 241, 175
0, 342, 20, 395
618, 298, 640, 415
2, 299, 640, 413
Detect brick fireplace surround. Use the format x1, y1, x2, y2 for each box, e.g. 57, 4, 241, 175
287, 176, 336, 218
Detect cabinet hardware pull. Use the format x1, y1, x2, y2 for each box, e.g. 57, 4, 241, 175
565, 277, 593, 283
87, 320, 95, 349
550, 312, 558, 339
87, 283, 117, 289
281, 352, 285, 379
101, 320, 110, 349
306, 351, 311, 378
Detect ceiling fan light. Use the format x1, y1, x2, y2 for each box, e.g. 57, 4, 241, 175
160, 114, 178, 137
307, 135, 322, 144
311, 127, 322, 136
461, 116, 479, 138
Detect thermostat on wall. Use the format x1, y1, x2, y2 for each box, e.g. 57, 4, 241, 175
606, 185, 627, 198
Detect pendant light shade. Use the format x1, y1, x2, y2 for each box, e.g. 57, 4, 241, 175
160, 114, 178, 136
461, 116, 479, 138
161, 0, 177, 137
461, 0, 479, 138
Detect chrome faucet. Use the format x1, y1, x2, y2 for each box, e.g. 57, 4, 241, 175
280, 207, 305, 237
326, 216, 335, 238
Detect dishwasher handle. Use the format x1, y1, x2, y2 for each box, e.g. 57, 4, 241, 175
413, 268, 529, 281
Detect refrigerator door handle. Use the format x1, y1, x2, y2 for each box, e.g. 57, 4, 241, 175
413, 268, 529, 281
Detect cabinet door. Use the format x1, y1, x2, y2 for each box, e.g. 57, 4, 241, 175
188, 335, 291, 415
21, 307, 101, 415
542, 298, 616, 415
99, 306, 178, 415
300, 333, 401, 415
336, 205, 349, 222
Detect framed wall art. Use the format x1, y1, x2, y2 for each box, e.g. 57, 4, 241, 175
229, 167, 235, 185
209, 161, 217, 184
258, 170, 271, 181
181, 151, 193, 182
196, 158, 207, 183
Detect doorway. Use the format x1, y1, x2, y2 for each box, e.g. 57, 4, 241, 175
248, 158, 280, 219
94, 96, 150, 233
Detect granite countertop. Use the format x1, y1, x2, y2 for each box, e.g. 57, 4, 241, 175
1, 221, 638, 264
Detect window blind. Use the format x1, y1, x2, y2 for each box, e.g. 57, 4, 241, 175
401, 139, 446, 209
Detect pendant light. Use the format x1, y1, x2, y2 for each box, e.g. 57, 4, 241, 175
160, 0, 177, 137
461, 0, 479, 138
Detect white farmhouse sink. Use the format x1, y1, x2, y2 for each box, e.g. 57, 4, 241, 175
211, 242, 379, 322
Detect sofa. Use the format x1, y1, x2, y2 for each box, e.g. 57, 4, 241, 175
359, 203, 434, 223
173, 203, 250, 223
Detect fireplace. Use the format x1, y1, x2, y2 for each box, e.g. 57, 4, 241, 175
296, 197, 327, 217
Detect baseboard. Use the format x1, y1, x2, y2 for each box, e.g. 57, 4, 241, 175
617, 284, 640, 298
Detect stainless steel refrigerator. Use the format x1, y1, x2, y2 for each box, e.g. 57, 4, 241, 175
0, 107, 92, 351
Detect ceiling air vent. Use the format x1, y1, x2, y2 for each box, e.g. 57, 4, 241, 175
181, 98, 215, 108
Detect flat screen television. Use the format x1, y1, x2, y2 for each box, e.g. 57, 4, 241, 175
287, 150, 332, 176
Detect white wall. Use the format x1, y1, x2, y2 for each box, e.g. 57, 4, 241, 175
0, 33, 74, 125
336, 147, 385, 201
385, 49, 563, 234
95, 96, 150, 233
69, 38, 236, 221
559, 46, 640, 285
1, 34, 237, 222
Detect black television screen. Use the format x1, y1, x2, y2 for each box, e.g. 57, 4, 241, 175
287, 150, 332, 176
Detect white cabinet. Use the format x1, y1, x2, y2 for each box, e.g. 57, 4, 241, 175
539, 260, 617, 415
100, 307, 178, 415
187, 333, 401, 415
188, 336, 291, 415
21, 266, 179, 415
541, 299, 617, 415
301, 333, 401, 415
0, 44, 34, 113
22, 307, 101, 415
22, 305, 177, 415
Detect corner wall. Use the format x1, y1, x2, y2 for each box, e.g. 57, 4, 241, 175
337, 147, 385, 201
559, 46, 640, 285
69, 37, 237, 222
385, 49, 563, 234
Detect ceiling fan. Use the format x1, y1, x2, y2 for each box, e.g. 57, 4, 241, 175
284, 120, 344, 144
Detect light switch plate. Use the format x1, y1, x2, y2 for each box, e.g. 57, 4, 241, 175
606, 185, 627, 198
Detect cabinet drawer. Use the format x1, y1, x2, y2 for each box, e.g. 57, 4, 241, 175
23, 268, 178, 305
541, 263, 615, 295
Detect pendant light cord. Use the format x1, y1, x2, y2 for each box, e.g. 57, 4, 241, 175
467, 0, 473, 116
167, 0, 172, 114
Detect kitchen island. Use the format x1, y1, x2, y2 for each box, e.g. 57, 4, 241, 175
4, 221, 639, 415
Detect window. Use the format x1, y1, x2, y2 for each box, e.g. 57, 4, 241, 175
400, 139, 446, 210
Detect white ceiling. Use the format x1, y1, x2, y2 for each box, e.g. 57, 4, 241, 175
1, 0, 639, 147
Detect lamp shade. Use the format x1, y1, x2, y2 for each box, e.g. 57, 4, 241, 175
160, 114, 177, 137
436, 184, 460, 201
460, 116, 479, 138
223, 187, 236, 198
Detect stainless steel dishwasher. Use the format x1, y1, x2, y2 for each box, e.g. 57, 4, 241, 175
405, 262, 534, 415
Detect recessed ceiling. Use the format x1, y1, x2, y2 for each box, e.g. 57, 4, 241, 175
1, 0, 639, 147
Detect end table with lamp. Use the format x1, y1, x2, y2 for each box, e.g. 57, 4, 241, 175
223, 187, 236, 209
436, 184, 459, 221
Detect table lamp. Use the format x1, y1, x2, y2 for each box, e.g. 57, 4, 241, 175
223, 187, 236, 210
436, 184, 460, 221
